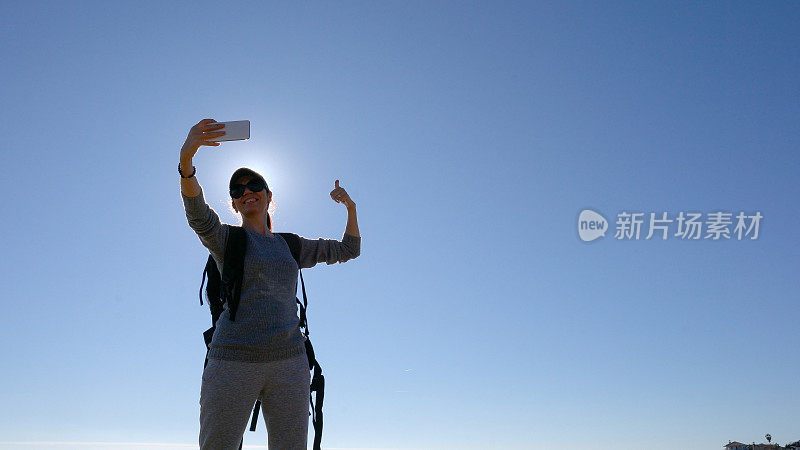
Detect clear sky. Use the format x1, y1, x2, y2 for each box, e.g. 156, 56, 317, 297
1, 1, 798, 449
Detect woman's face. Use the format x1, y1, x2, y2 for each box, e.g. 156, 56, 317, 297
231, 176, 271, 218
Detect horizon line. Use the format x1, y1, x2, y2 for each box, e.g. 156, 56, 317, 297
0, 442, 411, 450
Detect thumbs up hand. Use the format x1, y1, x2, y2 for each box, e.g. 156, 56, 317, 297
330, 179, 356, 210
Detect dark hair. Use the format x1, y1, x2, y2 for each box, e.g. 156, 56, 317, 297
229, 167, 273, 232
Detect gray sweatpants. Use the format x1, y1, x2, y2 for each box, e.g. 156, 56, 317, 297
199, 352, 310, 450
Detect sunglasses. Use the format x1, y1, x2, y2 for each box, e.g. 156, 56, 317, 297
230, 179, 268, 199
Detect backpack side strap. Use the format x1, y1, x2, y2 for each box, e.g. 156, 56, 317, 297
278, 232, 324, 450
222, 226, 247, 322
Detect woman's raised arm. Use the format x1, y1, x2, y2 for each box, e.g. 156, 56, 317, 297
179, 119, 229, 259
294, 179, 362, 269
179, 118, 225, 197
329, 179, 359, 238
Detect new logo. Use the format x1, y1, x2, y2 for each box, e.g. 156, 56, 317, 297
578, 209, 608, 242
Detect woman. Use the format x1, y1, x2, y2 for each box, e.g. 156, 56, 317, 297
178, 118, 361, 449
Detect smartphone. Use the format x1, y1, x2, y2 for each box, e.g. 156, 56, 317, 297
208, 120, 250, 142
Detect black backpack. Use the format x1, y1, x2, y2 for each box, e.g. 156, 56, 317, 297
198, 226, 325, 450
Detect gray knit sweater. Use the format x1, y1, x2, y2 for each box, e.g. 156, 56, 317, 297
182, 187, 361, 362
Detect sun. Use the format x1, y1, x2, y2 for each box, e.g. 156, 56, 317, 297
209, 140, 303, 221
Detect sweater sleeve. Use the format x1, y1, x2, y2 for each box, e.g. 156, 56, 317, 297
181, 186, 229, 259
297, 232, 361, 269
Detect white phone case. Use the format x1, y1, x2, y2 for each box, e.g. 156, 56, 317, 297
209, 120, 250, 142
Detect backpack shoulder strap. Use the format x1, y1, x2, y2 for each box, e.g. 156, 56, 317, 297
222, 225, 247, 322
276, 232, 308, 330
199, 225, 247, 348
277, 232, 301, 264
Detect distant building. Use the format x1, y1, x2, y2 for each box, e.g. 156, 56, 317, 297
726, 443, 750, 450
725, 442, 786, 450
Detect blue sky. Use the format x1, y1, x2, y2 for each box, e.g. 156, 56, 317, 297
1, 1, 798, 449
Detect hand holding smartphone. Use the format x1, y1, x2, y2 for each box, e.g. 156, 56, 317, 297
208, 120, 250, 142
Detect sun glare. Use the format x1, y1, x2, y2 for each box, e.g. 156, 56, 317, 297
205, 139, 302, 225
